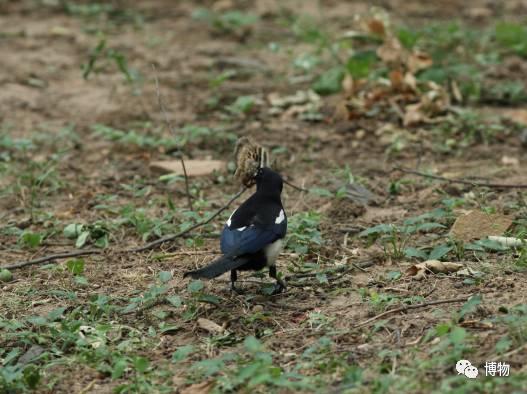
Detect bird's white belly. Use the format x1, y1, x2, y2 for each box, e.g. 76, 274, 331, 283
264, 239, 283, 266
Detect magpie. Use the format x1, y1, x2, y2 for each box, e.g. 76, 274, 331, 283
184, 167, 287, 294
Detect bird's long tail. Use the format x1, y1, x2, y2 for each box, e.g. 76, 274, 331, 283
184, 255, 249, 279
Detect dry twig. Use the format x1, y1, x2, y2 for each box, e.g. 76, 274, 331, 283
354, 296, 471, 328
2, 249, 102, 270
130, 188, 246, 252
283, 178, 308, 192
1, 189, 247, 270
393, 166, 527, 189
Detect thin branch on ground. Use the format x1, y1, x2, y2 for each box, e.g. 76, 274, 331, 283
354, 296, 471, 328
283, 178, 308, 192
393, 166, 527, 189
351, 262, 369, 272
129, 187, 246, 252
2, 249, 103, 270
1, 188, 247, 270
152, 63, 193, 211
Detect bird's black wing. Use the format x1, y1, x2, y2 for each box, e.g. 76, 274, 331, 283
221, 194, 286, 256
220, 222, 285, 256
226, 193, 284, 228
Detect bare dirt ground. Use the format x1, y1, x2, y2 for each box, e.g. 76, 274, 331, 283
1, 0, 527, 393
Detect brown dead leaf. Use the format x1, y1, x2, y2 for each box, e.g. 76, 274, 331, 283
403, 102, 424, 127
367, 19, 386, 37
459, 320, 494, 329
501, 155, 520, 167
407, 51, 433, 73
332, 100, 351, 122
450, 210, 513, 242
180, 380, 215, 394
197, 318, 225, 335
406, 260, 464, 280
403, 83, 450, 126
377, 36, 406, 67
282, 104, 314, 119
212, 0, 234, 12
451, 80, 463, 103
254, 0, 280, 16
403, 72, 418, 92
504, 109, 527, 126
342, 74, 354, 97
149, 160, 226, 177
389, 70, 404, 91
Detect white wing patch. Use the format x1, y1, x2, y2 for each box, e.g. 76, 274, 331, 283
275, 209, 285, 224
236, 226, 247, 231
226, 209, 236, 227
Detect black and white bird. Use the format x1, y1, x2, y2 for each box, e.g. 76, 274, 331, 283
184, 167, 287, 294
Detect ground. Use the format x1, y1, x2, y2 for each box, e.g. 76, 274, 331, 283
1, 0, 527, 393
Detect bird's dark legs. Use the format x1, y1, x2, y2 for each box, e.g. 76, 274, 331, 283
230, 270, 243, 294
269, 265, 286, 294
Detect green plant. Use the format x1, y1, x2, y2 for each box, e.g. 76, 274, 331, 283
360, 208, 451, 260
82, 38, 137, 83
188, 336, 313, 392
495, 22, 527, 57
286, 211, 323, 254
92, 123, 234, 150
8, 156, 64, 220
0, 132, 35, 161
64, 222, 110, 248
498, 304, 527, 347
18, 231, 43, 249
225, 95, 255, 116
192, 8, 258, 35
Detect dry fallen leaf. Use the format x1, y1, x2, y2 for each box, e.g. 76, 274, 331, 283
342, 74, 354, 97
333, 100, 350, 122
459, 320, 494, 329
197, 318, 225, 335
149, 160, 226, 177
212, 0, 234, 12
367, 18, 386, 37
403, 72, 418, 92
403, 102, 425, 127
406, 260, 464, 280
501, 155, 519, 167
389, 70, 404, 91
487, 235, 524, 248
377, 36, 406, 67
451, 80, 463, 103
407, 51, 433, 73
504, 109, 527, 126
267, 90, 320, 108
403, 83, 450, 126
180, 380, 215, 394
450, 210, 513, 242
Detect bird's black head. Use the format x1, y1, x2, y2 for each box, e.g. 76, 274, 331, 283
254, 167, 283, 195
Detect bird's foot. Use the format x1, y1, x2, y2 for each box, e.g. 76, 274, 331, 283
270, 281, 286, 295
230, 283, 245, 295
